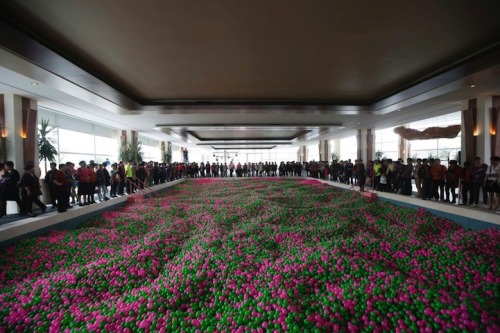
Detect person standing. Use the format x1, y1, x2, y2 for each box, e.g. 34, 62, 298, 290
345, 159, 354, 185
20, 163, 47, 217
355, 160, 367, 192
431, 158, 447, 201
461, 161, 473, 205
484, 156, 500, 211
373, 160, 382, 191
421, 159, 432, 200
413, 159, 423, 198
1, 161, 25, 215
125, 161, 134, 194
65, 162, 77, 204
45, 162, 58, 209
52, 163, 69, 212
87, 162, 97, 204
76, 161, 90, 206
110, 163, 119, 198
117, 161, 126, 195
0, 163, 6, 217
445, 160, 462, 204
401, 158, 414, 196
96, 163, 110, 201
136, 162, 146, 189
229, 160, 235, 177
219, 162, 224, 177
471, 157, 486, 207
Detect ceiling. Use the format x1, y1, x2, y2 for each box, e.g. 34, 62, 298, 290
1, 1, 500, 150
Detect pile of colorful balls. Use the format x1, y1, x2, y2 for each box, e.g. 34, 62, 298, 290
0, 178, 498, 332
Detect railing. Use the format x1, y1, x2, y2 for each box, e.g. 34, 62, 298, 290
124, 178, 161, 201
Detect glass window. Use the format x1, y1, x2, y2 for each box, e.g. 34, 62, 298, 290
307, 142, 320, 162
142, 144, 161, 162
407, 111, 461, 161
340, 136, 357, 161
95, 136, 119, 156
375, 127, 399, 159
59, 129, 95, 154
274, 146, 299, 162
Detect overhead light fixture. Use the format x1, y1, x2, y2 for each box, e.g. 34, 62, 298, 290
30, 82, 39, 86
470, 84, 476, 88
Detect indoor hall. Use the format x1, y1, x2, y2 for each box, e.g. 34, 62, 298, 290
0, 1, 499, 332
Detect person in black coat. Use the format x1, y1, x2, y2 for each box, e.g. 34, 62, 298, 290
20, 162, 47, 217
1, 161, 25, 216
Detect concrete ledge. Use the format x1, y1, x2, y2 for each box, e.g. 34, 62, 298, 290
1, 177, 497, 250
314, 178, 500, 230
0, 179, 184, 249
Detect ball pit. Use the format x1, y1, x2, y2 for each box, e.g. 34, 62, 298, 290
0, 178, 499, 332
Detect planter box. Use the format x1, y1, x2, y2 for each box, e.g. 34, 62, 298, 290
362, 191, 378, 202
127, 195, 144, 204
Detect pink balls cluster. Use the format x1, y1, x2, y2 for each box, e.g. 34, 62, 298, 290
0, 178, 498, 332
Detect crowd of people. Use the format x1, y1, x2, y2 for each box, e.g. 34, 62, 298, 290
324, 156, 500, 212
0, 155, 499, 218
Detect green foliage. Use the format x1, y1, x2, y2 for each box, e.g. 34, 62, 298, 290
38, 119, 58, 173
374, 151, 385, 160
119, 141, 143, 163
163, 144, 172, 163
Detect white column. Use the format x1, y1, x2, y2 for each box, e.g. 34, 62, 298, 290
331, 139, 341, 160
357, 129, 376, 162
460, 100, 469, 162
476, 96, 493, 161
297, 145, 307, 162
3, 94, 25, 169
358, 129, 367, 162
318, 140, 330, 161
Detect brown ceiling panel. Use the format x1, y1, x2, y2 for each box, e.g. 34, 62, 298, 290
1, 0, 500, 106
189, 129, 310, 141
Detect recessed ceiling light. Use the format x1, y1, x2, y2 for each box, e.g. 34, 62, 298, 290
30, 82, 38, 86
470, 84, 476, 88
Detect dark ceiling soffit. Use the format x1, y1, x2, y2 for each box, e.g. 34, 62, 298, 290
187, 131, 312, 142
0, 18, 370, 110
211, 146, 278, 150
199, 142, 290, 145
156, 124, 344, 128
0, 19, 141, 110
373, 42, 500, 111
1, 18, 499, 111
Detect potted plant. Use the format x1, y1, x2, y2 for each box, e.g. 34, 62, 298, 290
38, 119, 58, 174
119, 141, 143, 163
162, 144, 172, 164
374, 150, 385, 161
38, 119, 58, 204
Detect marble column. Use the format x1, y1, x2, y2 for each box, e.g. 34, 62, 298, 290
356, 129, 375, 162
297, 146, 307, 162
318, 140, 330, 162
3, 94, 37, 171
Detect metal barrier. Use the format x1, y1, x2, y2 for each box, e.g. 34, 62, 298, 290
124, 178, 162, 202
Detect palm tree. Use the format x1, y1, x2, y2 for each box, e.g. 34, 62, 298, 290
119, 141, 143, 163
38, 119, 58, 174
